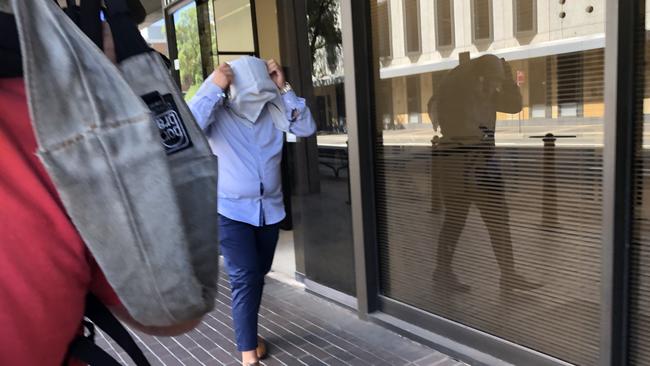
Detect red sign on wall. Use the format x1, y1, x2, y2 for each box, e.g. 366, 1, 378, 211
516, 70, 525, 86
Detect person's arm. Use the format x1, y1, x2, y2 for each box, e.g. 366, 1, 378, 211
188, 63, 233, 131
495, 60, 523, 114
495, 82, 522, 113
266, 59, 316, 137
282, 90, 317, 137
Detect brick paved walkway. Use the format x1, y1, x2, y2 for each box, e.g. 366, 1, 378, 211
97, 272, 466, 366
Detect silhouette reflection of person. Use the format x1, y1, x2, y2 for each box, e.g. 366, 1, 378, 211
433, 55, 540, 292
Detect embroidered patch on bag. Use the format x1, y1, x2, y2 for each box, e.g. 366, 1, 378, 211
141, 91, 192, 154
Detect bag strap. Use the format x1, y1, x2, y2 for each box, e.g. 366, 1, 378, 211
103, 0, 150, 62
61, 0, 103, 50
65, 0, 80, 25
67, 334, 122, 366
0, 12, 22, 77
67, 294, 151, 366
79, 0, 103, 49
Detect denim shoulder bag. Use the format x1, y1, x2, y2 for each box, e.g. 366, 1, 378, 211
9, 0, 219, 327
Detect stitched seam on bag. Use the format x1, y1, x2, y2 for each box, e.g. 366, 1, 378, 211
95, 134, 176, 323
18, 0, 102, 151
39, 114, 152, 152
20, 0, 150, 153
30, 1, 102, 137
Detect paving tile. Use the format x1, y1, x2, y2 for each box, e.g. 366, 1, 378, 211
346, 357, 375, 366
436, 359, 465, 366
414, 353, 452, 366
164, 344, 191, 360
206, 345, 239, 363
302, 334, 331, 348
178, 356, 203, 366
294, 342, 333, 360
270, 351, 301, 365
268, 341, 307, 359
320, 345, 358, 363
299, 355, 327, 366
145, 341, 168, 354
202, 359, 224, 366
188, 346, 216, 362
158, 355, 184, 366
175, 334, 197, 348
320, 357, 350, 366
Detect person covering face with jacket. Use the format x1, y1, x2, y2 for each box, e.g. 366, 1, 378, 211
189, 56, 316, 366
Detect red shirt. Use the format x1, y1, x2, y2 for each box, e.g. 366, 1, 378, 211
0, 78, 120, 365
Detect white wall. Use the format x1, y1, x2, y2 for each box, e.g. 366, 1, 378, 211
381, 0, 606, 78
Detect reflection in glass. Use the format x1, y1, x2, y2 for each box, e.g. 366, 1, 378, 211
472, 0, 492, 41
514, 0, 535, 34
404, 0, 420, 53
173, 2, 202, 100
370, 1, 605, 364
433, 55, 540, 292
296, 0, 355, 294
436, 0, 454, 48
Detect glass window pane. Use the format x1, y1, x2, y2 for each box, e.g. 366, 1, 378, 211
299, 0, 355, 294
208, 0, 218, 67
473, 0, 491, 41
436, 0, 453, 47
406, 76, 421, 124
515, 0, 535, 33
404, 0, 420, 53
213, 0, 255, 53
173, 2, 203, 100
370, 0, 606, 364
377, 0, 392, 59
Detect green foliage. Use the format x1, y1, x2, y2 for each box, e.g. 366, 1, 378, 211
306, 0, 342, 75
175, 5, 203, 94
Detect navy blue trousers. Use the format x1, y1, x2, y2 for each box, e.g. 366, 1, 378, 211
219, 215, 279, 352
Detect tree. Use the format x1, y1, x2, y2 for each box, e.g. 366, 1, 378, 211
174, 5, 202, 99
306, 0, 342, 77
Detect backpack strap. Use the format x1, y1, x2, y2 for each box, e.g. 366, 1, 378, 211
103, 0, 150, 62
67, 333, 122, 366
0, 11, 22, 78
66, 294, 151, 366
79, 0, 103, 49
64, 0, 80, 25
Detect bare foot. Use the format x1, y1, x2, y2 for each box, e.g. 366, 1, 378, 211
242, 350, 259, 366
256, 336, 268, 359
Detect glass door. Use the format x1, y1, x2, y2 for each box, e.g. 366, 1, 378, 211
167, 1, 206, 101
166, 0, 259, 101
